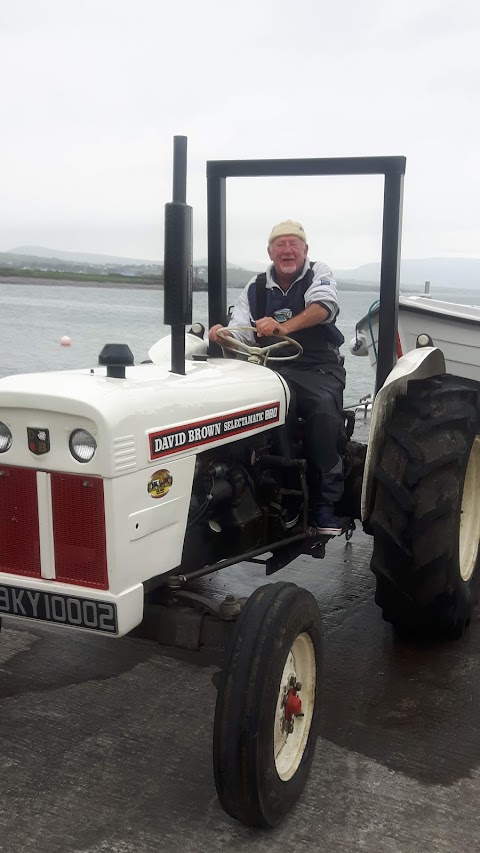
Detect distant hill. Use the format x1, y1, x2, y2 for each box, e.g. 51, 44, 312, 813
9, 245, 160, 266
336, 258, 480, 289
11, 247, 255, 271
1, 247, 257, 288
188, 257, 259, 272
3, 246, 480, 291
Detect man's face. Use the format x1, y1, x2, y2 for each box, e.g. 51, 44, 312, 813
268, 236, 308, 278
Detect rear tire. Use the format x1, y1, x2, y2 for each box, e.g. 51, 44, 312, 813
213, 582, 323, 827
369, 374, 480, 639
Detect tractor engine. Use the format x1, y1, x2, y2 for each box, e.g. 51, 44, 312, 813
182, 432, 301, 570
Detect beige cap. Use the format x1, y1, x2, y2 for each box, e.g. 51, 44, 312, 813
268, 220, 307, 246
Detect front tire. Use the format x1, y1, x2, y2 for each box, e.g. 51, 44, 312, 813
213, 582, 323, 827
369, 374, 480, 638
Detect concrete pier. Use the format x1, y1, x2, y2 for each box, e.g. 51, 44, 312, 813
1, 418, 478, 852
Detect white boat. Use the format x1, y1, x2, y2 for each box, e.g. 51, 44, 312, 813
350, 294, 480, 381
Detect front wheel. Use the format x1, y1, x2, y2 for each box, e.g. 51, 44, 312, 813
369, 374, 480, 638
213, 582, 323, 827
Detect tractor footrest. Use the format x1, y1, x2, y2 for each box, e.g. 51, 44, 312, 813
258, 455, 307, 471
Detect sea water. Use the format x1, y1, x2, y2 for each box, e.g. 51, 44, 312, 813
2, 281, 477, 407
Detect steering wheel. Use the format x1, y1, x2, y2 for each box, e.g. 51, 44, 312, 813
216, 326, 303, 366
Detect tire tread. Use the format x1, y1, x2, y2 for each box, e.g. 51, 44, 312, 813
370, 374, 480, 637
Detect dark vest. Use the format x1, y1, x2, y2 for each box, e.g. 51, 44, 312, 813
248, 264, 344, 367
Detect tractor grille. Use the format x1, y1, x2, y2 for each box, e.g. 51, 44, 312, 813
0, 466, 41, 578
51, 474, 108, 590
0, 467, 108, 590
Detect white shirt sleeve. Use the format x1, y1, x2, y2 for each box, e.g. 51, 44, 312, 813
228, 279, 257, 344
304, 261, 339, 323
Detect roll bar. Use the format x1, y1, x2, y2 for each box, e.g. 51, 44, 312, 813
206, 155, 406, 391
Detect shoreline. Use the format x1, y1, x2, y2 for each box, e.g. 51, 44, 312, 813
0, 274, 162, 291
0, 275, 218, 291
0, 274, 382, 293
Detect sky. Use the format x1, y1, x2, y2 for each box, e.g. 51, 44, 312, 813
1, 0, 479, 271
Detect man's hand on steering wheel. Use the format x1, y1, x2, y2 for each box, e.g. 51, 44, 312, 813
208, 323, 233, 345
255, 316, 282, 337
214, 326, 302, 365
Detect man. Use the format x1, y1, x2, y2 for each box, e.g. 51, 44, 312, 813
209, 220, 346, 536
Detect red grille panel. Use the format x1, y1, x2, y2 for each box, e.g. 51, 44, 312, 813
51, 473, 108, 590
0, 466, 41, 577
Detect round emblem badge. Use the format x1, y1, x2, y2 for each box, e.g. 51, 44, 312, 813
148, 469, 173, 499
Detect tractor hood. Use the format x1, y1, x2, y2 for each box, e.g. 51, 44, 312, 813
0, 359, 289, 478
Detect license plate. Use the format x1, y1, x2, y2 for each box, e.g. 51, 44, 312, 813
0, 585, 118, 634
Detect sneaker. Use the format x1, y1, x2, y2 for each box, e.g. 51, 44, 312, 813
312, 505, 343, 537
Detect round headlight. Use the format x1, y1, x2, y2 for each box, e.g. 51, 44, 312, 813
0, 422, 12, 453
69, 429, 97, 463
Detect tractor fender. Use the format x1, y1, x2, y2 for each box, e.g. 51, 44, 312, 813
361, 346, 446, 522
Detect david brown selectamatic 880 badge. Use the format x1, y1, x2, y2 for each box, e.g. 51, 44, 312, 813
148, 402, 280, 460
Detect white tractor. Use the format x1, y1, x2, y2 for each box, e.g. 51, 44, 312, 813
1, 139, 479, 827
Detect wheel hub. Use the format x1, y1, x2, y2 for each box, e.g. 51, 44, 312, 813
274, 633, 316, 782
282, 678, 304, 733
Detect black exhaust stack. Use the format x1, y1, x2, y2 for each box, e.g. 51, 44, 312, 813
163, 136, 193, 375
